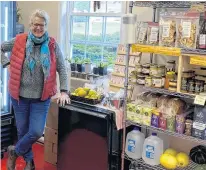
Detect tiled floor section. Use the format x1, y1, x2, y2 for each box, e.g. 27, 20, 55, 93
1, 143, 56, 170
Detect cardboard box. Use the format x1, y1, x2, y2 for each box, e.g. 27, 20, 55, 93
46, 101, 59, 130
44, 126, 58, 144
53, 143, 57, 154
44, 141, 57, 165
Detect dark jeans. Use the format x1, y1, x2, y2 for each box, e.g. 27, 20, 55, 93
11, 96, 51, 161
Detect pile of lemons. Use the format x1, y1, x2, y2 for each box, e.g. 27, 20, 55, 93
71, 87, 101, 100
160, 148, 190, 169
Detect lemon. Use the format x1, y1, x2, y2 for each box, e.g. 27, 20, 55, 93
83, 87, 90, 93
78, 89, 87, 97
176, 152, 189, 168
160, 153, 178, 169
74, 87, 83, 94
88, 90, 97, 96
164, 148, 178, 157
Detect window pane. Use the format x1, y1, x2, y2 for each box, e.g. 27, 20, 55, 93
88, 17, 103, 42
105, 17, 121, 43
73, 1, 90, 13
71, 44, 85, 60
103, 46, 117, 67
107, 1, 122, 13
86, 45, 102, 64
90, 1, 106, 13
72, 16, 87, 40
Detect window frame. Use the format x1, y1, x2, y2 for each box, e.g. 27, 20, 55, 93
65, 1, 126, 61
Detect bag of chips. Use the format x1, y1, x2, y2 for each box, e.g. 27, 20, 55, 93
147, 22, 159, 45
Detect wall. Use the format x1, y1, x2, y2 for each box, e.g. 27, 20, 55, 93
18, 1, 60, 40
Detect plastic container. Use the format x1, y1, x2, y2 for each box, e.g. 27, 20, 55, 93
142, 133, 164, 166
125, 127, 145, 159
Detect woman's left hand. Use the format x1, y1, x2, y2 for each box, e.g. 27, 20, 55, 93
57, 92, 71, 106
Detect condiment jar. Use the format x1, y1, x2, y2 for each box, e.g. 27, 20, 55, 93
145, 76, 152, 87
152, 75, 162, 88
142, 63, 150, 74
157, 65, 165, 76
164, 71, 176, 89
166, 60, 176, 72
135, 64, 142, 73
195, 80, 201, 94
137, 74, 146, 85
188, 79, 195, 93
150, 64, 158, 76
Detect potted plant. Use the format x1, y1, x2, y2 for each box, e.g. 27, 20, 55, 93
93, 61, 100, 75
84, 58, 92, 74
99, 62, 107, 76
76, 58, 85, 73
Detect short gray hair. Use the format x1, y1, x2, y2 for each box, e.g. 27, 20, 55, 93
30, 9, 50, 26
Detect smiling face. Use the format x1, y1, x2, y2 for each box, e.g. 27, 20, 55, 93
30, 17, 46, 38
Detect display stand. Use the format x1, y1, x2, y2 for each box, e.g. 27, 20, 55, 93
120, 1, 206, 170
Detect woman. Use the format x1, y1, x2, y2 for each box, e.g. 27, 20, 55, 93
1, 9, 70, 170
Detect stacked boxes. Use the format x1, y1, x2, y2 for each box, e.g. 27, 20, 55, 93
44, 101, 59, 165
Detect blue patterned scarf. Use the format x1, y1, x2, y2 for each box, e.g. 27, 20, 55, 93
26, 32, 50, 79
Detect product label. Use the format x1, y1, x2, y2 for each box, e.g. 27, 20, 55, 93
182, 21, 191, 38
146, 145, 154, 159
199, 34, 206, 47
194, 95, 206, 106
138, 27, 147, 41
162, 22, 170, 38
128, 139, 136, 153
193, 122, 206, 131
149, 27, 158, 42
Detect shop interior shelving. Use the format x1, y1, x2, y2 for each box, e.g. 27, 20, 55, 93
120, 1, 206, 170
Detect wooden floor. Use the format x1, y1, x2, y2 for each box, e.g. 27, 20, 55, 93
1, 143, 56, 170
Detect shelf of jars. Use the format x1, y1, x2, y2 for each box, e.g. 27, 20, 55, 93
124, 153, 199, 170
126, 120, 206, 146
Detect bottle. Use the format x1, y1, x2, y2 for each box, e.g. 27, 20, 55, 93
125, 127, 145, 159
199, 12, 206, 49
142, 133, 164, 166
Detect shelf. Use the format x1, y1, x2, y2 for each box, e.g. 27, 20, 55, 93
141, 86, 196, 100
126, 120, 206, 146
112, 73, 125, 77
124, 154, 198, 170
115, 62, 135, 67
132, 44, 181, 57
133, 1, 205, 8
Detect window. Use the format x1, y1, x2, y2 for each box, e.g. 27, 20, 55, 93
66, 1, 124, 66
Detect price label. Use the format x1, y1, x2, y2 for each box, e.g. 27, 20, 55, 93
190, 56, 206, 66
194, 95, 206, 106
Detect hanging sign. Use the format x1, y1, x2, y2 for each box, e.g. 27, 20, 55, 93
190, 56, 206, 66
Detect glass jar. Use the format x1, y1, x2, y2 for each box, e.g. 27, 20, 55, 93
135, 64, 142, 73
150, 64, 158, 76
145, 76, 152, 87
152, 75, 162, 88
200, 80, 205, 92
195, 80, 201, 94
188, 79, 195, 93
164, 71, 176, 89
137, 74, 146, 85
166, 60, 176, 72
157, 65, 166, 76
142, 63, 150, 74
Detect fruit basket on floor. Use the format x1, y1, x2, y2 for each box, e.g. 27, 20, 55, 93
70, 87, 104, 105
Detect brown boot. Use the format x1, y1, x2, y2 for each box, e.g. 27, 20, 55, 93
7, 145, 18, 170
24, 160, 35, 170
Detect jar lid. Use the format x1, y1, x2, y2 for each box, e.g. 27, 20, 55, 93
142, 63, 150, 67
158, 64, 165, 68
167, 60, 175, 64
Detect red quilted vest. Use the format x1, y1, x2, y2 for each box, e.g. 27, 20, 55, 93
9, 33, 57, 101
